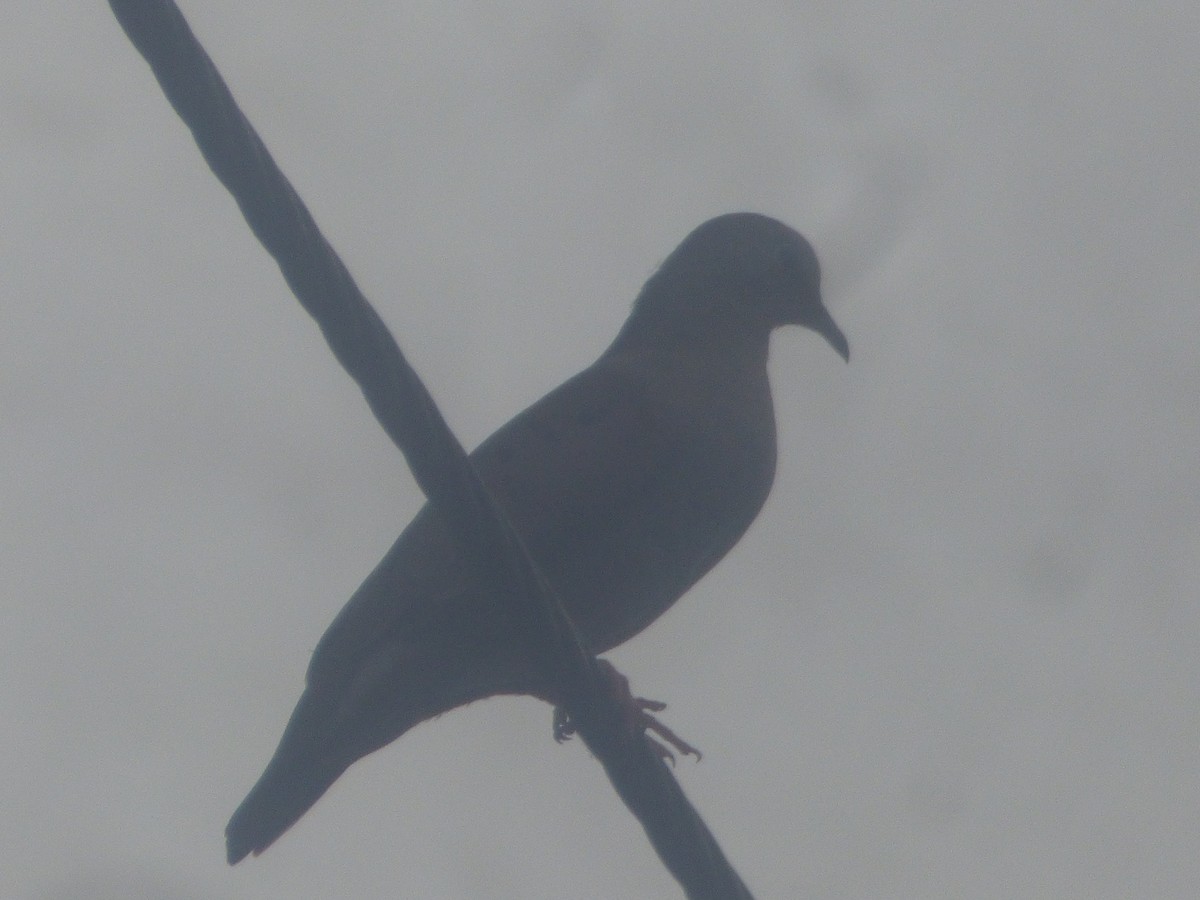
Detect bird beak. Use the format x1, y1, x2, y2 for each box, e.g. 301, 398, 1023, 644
809, 302, 850, 362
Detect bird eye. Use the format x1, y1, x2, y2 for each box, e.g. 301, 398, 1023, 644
777, 238, 819, 286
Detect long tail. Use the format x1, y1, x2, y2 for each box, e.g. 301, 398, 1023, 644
225, 743, 346, 864
225, 682, 360, 864
225, 676, 438, 864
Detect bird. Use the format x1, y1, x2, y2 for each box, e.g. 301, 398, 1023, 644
225, 211, 848, 864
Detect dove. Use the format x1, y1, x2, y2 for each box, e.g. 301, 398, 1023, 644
225, 212, 848, 864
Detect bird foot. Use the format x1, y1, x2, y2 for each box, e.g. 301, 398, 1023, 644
553, 660, 702, 765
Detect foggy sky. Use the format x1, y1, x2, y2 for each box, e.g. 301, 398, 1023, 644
3, 3, 1198, 898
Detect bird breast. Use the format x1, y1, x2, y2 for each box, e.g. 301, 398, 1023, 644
476, 353, 779, 653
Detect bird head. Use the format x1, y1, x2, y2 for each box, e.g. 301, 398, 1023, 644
630, 213, 849, 361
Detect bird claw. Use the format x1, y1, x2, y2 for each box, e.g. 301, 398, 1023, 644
552, 705, 576, 744
552, 660, 702, 764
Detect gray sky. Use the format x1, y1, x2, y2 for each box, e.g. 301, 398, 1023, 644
4, 2, 1198, 898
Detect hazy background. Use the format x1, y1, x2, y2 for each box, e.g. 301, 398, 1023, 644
4, 3, 1198, 897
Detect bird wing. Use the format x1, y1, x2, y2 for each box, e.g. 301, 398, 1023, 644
303, 351, 678, 690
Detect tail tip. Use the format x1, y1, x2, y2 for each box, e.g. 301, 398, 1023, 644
226, 816, 271, 866
226, 833, 254, 866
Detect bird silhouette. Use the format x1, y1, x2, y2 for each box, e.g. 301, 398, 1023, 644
225, 212, 848, 863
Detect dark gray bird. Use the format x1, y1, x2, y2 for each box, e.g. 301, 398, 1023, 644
225, 212, 848, 863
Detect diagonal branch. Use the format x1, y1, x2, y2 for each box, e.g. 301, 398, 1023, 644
107, 2, 754, 896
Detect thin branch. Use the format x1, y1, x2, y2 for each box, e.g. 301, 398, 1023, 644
107, 2, 754, 896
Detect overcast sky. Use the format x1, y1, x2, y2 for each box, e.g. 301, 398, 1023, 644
4, 3, 1199, 898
